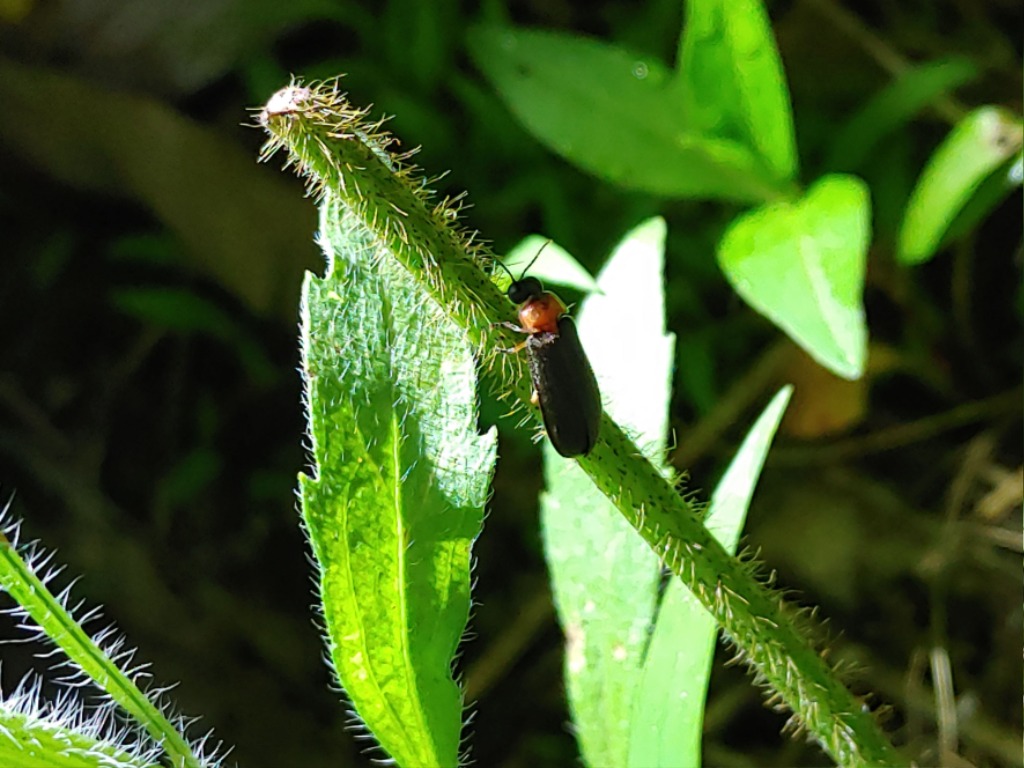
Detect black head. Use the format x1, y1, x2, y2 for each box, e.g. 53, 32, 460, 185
494, 240, 551, 304
507, 276, 544, 305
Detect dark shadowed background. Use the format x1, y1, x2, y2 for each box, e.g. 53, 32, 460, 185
0, 1, 1020, 766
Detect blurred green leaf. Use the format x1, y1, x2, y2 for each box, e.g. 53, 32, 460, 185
859, 130, 916, 240
899, 106, 1023, 265
542, 218, 675, 768
299, 195, 496, 767
502, 235, 601, 294
576, 218, 675, 443
0, 0, 32, 23
468, 24, 788, 202
941, 151, 1023, 246
382, 0, 457, 90
158, 447, 223, 509
628, 385, 792, 767
824, 56, 979, 173
675, 0, 798, 182
106, 233, 181, 266
0, 58, 317, 318
718, 175, 870, 379
111, 286, 276, 386
23, 0, 347, 93
241, 52, 293, 105
112, 287, 236, 335
31, 230, 76, 289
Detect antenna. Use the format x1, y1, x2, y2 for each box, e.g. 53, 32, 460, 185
518, 239, 551, 280
494, 238, 553, 285
492, 255, 516, 283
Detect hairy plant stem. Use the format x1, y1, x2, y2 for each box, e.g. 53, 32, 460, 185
258, 80, 904, 767
0, 526, 200, 768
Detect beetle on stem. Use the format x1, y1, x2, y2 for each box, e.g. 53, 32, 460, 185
495, 249, 601, 458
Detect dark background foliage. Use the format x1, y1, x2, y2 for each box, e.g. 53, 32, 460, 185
0, 1, 1020, 766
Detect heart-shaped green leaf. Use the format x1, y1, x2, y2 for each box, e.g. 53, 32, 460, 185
718, 175, 871, 380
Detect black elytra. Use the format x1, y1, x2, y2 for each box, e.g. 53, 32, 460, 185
502, 268, 602, 458
523, 314, 601, 457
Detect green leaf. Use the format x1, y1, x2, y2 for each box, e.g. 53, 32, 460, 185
158, 447, 223, 509
382, 0, 456, 90
941, 151, 1023, 245
898, 106, 1024, 265
0, 58, 317, 318
718, 174, 870, 380
627, 386, 793, 768
110, 287, 277, 386
261, 81, 905, 767
467, 24, 789, 202
675, 0, 798, 182
824, 56, 978, 173
502, 235, 600, 294
576, 218, 675, 445
299, 196, 497, 767
541, 218, 675, 768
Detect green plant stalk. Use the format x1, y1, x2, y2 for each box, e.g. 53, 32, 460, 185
258, 80, 904, 767
0, 531, 199, 768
